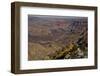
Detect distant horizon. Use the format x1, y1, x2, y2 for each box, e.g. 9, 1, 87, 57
28, 14, 88, 21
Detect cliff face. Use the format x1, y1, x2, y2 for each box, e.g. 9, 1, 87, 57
53, 30, 88, 59
28, 15, 88, 60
